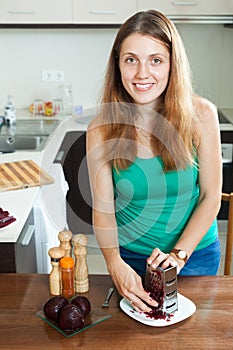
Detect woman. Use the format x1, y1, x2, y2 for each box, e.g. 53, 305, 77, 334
86, 10, 222, 312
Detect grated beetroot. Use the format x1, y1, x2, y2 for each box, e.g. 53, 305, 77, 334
144, 268, 173, 321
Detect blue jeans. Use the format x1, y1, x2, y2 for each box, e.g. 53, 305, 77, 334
179, 238, 221, 276
120, 238, 221, 276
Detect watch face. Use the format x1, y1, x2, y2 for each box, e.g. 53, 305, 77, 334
178, 250, 187, 259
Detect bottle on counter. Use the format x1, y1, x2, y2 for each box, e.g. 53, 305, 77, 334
48, 247, 65, 296
60, 257, 75, 299
62, 84, 73, 115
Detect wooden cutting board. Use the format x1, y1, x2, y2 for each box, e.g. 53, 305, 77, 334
0, 160, 54, 192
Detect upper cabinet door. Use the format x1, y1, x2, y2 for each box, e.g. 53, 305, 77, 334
138, 0, 233, 15
73, 0, 137, 24
0, 0, 72, 24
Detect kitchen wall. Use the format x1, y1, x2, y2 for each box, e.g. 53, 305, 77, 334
0, 23, 232, 112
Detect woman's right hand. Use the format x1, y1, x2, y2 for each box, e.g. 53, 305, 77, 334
107, 256, 158, 312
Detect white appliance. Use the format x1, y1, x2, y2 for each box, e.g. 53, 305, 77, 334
34, 163, 69, 273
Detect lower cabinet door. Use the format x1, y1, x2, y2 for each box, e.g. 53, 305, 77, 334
0, 209, 37, 273
15, 224, 37, 273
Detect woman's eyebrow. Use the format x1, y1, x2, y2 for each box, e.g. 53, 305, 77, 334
121, 52, 168, 58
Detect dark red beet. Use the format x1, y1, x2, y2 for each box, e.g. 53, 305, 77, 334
58, 304, 85, 331
43, 296, 69, 322
71, 296, 91, 317
144, 269, 168, 320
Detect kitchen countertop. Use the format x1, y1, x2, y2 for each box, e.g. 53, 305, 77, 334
219, 108, 233, 131
0, 107, 232, 244
0, 274, 232, 349
0, 111, 90, 243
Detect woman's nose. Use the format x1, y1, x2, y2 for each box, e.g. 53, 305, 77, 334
136, 62, 150, 79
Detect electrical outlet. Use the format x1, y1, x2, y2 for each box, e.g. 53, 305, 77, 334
42, 70, 64, 82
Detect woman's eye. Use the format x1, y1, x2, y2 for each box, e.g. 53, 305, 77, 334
152, 57, 161, 64
126, 57, 136, 64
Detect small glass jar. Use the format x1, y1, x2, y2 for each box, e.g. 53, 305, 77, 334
33, 99, 44, 117
60, 257, 75, 299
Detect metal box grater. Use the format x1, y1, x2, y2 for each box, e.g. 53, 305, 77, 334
145, 264, 178, 313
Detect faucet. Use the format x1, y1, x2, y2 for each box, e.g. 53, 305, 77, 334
4, 95, 16, 125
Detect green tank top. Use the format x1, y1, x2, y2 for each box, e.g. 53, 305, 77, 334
112, 156, 218, 255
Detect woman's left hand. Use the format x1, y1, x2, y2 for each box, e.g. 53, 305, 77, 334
147, 248, 183, 273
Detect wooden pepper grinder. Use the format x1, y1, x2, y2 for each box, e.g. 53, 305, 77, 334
72, 234, 89, 293
58, 229, 73, 257
48, 247, 65, 295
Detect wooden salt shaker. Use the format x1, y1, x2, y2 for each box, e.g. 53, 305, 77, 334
48, 247, 65, 295
58, 229, 73, 257
72, 234, 89, 293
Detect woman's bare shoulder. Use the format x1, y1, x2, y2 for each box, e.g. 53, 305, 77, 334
87, 114, 102, 131
193, 95, 218, 125
87, 116, 105, 146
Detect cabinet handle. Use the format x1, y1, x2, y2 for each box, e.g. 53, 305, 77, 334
8, 11, 35, 15
89, 10, 116, 15
22, 225, 35, 246
172, 1, 199, 6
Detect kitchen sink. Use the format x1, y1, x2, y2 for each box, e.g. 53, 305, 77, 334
0, 119, 59, 136
0, 135, 48, 152
0, 118, 60, 152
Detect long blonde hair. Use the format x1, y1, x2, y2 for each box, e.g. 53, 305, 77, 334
98, 10, 199, 171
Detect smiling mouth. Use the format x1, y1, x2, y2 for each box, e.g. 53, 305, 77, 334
134, 83, 154, 91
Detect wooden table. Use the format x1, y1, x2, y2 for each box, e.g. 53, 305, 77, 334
0, 274, 232, 349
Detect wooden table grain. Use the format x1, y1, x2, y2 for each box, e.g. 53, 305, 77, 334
0, 274, 232, 349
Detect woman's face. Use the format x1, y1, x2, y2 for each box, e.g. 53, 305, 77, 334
119, 33, 170, 108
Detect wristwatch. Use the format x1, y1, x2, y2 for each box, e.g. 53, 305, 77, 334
170, 249, 188, 263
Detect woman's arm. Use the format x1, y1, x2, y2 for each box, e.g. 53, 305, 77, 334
173, 98, 222, 252
148, 97, 222, 270
86, 122, 157, 311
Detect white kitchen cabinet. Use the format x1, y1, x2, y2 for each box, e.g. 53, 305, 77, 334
0, 0, 72, 24
0, 209, 37, 273
138, 1, 233, 15
73, 0, 137, 24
